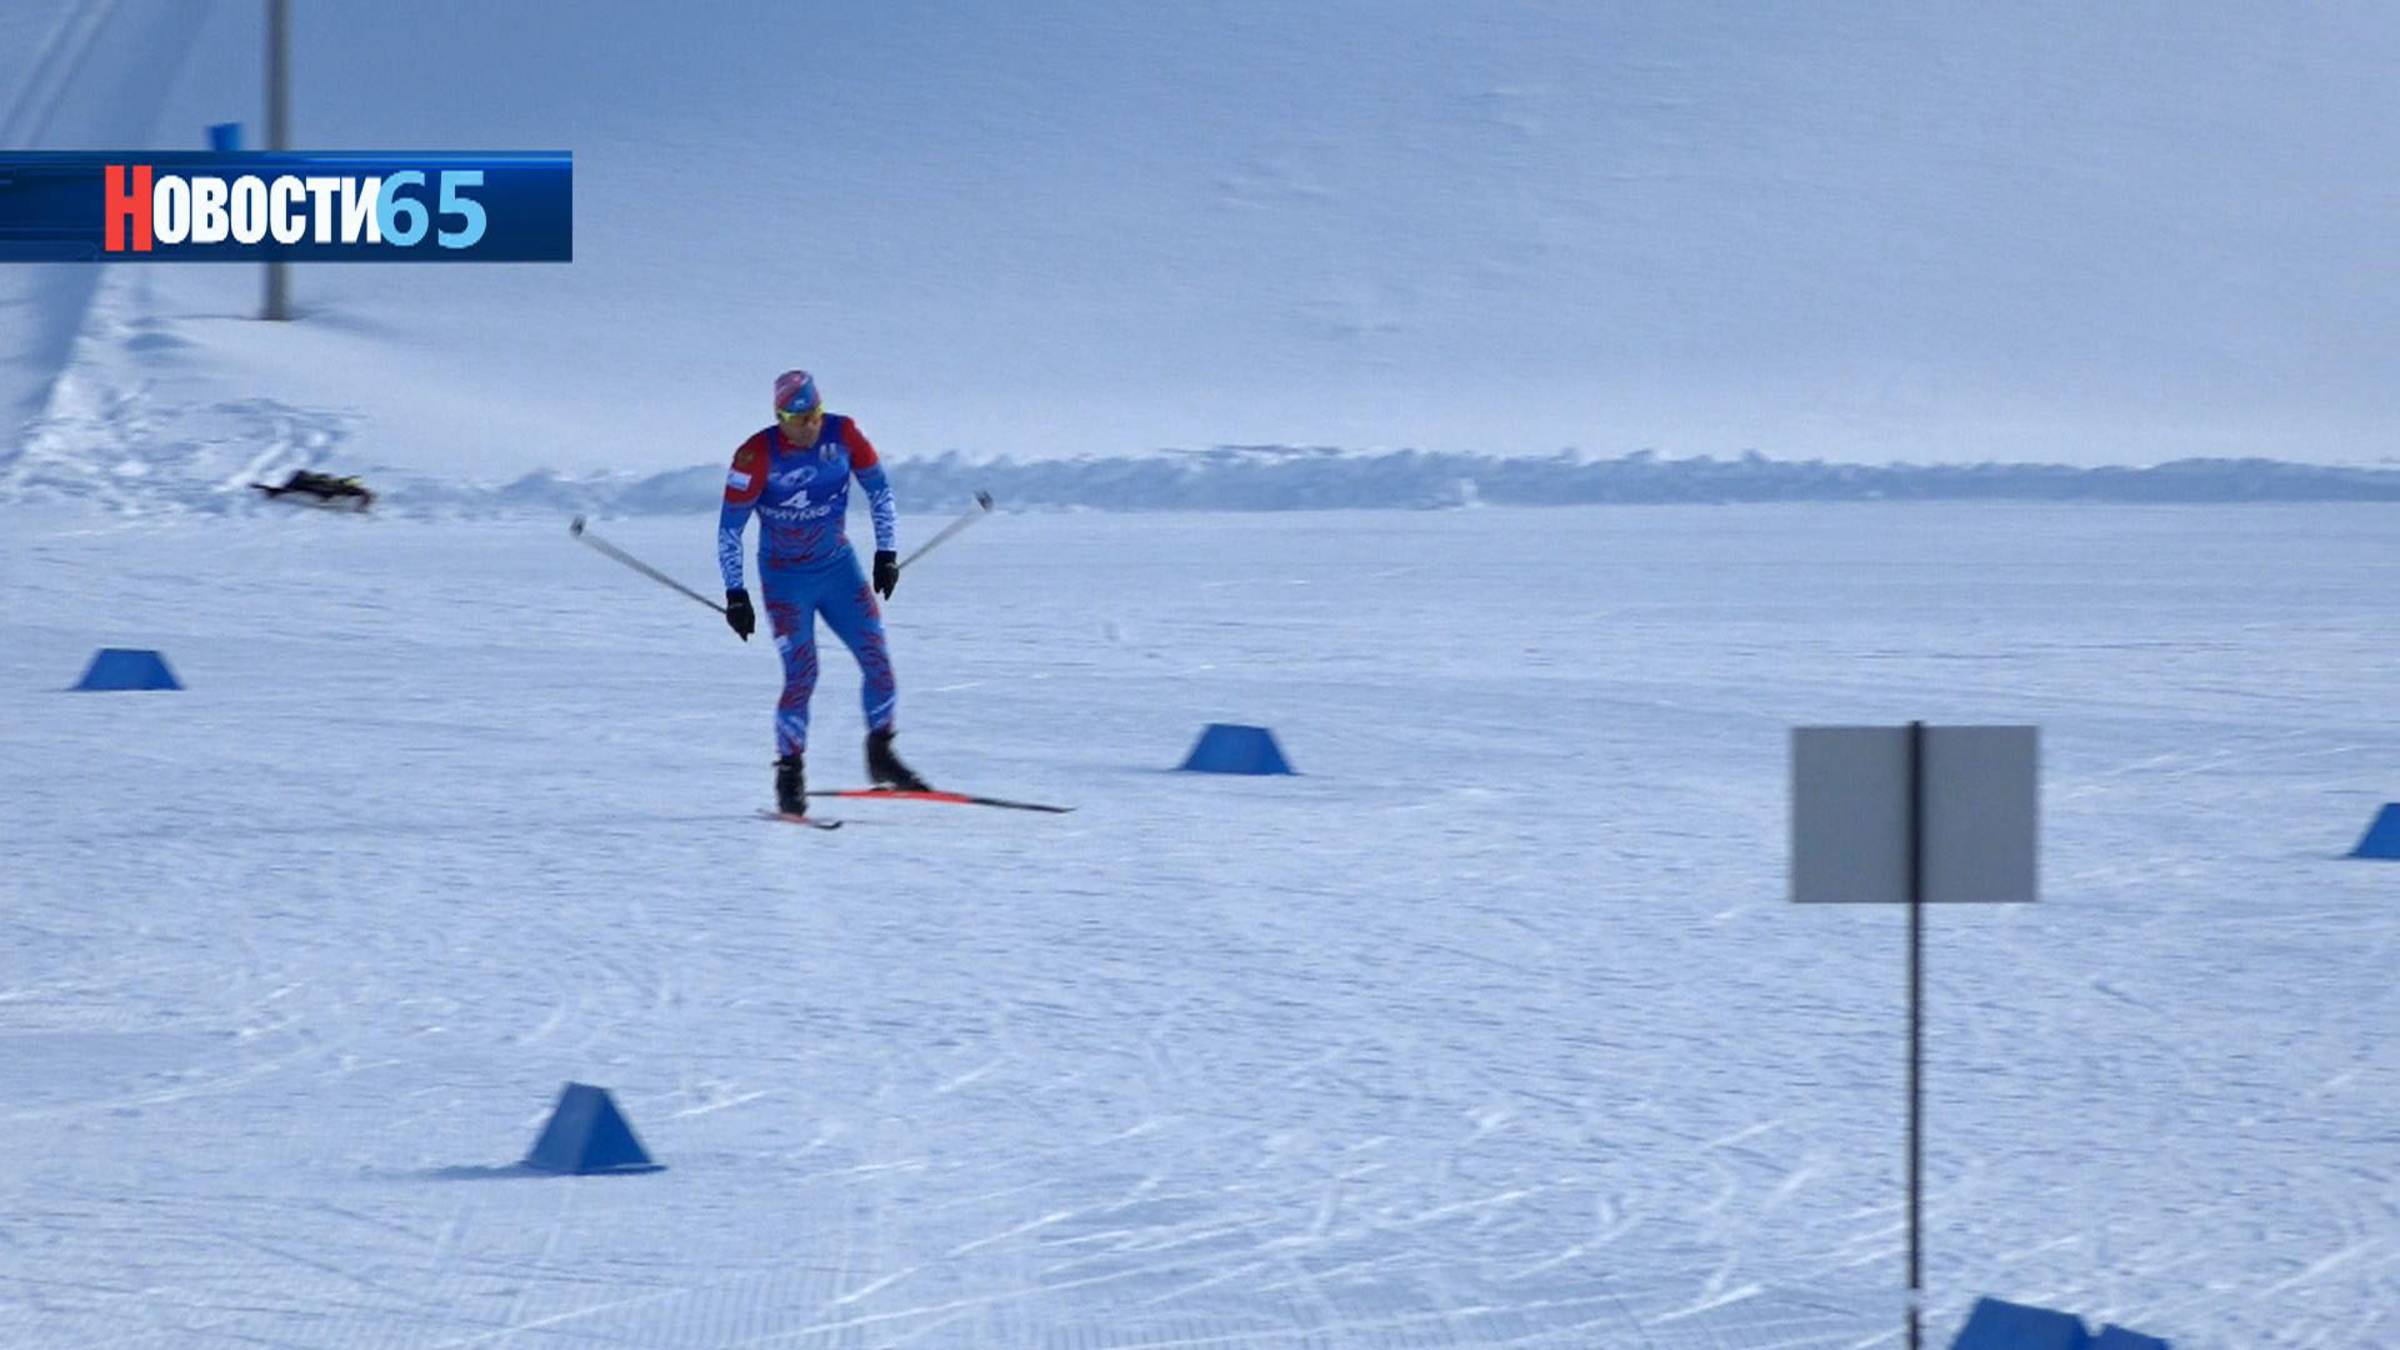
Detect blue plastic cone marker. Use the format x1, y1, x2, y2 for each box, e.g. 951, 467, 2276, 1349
524, 1083, 662, 1175
1950, 1297, 2089, 1350
2090, 1327, 2172, 1350
2350, 803, 2400, 859
1178, 723, 1293, 775
71, 648, 182, 691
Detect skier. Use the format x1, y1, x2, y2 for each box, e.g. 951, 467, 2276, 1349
252, 468, 374, 511
719, 369, 928, 815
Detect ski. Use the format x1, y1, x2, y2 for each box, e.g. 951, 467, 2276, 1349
757, 810, 844, 830
816, 788, 1073, 814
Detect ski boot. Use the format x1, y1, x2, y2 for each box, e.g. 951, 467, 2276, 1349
865, 728, 929, 791
773, 753, 806, 816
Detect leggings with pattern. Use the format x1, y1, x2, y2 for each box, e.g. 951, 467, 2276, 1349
761, 549, 895, 757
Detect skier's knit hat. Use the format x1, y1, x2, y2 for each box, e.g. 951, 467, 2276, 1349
774, 370, 821, 416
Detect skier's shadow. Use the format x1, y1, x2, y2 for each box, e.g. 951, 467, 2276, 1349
415, 1163, 546, 1182
403, 1162, 662, 1182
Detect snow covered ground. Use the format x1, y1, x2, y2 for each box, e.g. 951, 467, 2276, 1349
4, 500, 2393, 1347
4, 10, 2396, 1343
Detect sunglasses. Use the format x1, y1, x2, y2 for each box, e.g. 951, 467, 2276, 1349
776, 403, 822, 420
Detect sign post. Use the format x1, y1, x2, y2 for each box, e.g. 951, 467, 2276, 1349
263, 0, 291, 319
1792, 723, 2038, 1349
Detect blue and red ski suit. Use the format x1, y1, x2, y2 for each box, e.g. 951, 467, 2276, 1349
718, 414, 899, 757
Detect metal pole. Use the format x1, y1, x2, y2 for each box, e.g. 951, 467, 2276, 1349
568, 517, 729, 615
1906, 719, 1925, 1350
262, 0, 291, 320
896, 490, 995, 572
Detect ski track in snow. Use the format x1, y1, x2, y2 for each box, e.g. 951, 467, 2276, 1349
0, 0, 212, 449
1, 503, 2394, 1348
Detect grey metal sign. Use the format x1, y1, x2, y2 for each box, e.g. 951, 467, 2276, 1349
1791, 725, 2038, 906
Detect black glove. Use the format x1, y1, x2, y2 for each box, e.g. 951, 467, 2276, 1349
724, 588, 755, 641
873, 550, 899, 600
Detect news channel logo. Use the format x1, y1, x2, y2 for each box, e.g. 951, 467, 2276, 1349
0, 152, 571, 261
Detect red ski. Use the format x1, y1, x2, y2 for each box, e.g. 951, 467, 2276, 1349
815, 788, 1073, 814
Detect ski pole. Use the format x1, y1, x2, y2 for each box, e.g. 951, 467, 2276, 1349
569, 515, 726, 614
898, 490, 994, 572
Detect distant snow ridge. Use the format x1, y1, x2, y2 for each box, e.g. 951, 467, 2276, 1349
891, 447, 2400, 511
523, 447, 2400, 518
7, 442, 2398, 517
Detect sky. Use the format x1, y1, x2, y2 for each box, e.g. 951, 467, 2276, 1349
5, 0, 2397, 477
